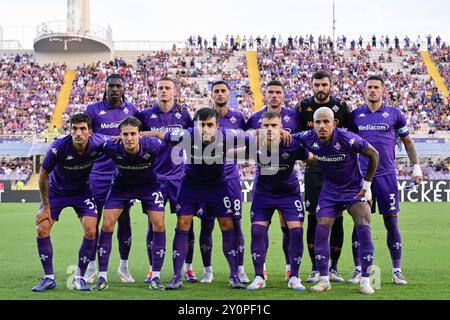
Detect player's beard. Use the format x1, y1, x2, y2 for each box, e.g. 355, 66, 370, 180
215, 101, 227, 108
314, 91, 329, 103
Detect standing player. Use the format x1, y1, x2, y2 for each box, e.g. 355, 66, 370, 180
242, 112, 311, 291
298, 107, 379, 294
197, 80, 249, 284
148, 108, 248, 290
245, 80, 299, 281
136, 77, 197, 284
32, 114, 105, 292
348, 75, 423, 285
84, 74, 139, 284
90, 117, 167, 291
297, 71, 351, 283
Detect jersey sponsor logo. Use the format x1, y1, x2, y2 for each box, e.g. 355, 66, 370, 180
116, 163, 150, 170
100, 121, 121, 129
382, 112, 390, 118
259, 164, 290, 172
314, 154, 346, 162
175, 112, 182, 119
332, 105, 339, 112
65, 155, 74, 160
99, 110, 107, 115
63, 162, 94, 171
357, 123, 389, 131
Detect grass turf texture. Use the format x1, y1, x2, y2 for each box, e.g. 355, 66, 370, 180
0, 202, 449, 300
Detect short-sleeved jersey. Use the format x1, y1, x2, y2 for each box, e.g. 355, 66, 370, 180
165, 127, 248, 186
250, 135, 309, 195
298, 96, 350, 131
348, 104, 409, 177
218, 108, 246, 179
84, 100, 139, 175
42, 133, 107, 195
297, 128, 368, 194
101, 137, 165, 187
245, 106, 299, 133
137, 104, 193, 181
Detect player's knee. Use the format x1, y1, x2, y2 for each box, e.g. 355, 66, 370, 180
176, 217, 192, 231
102, 217, 116, 232
151, 220, 165, 232
84, 226, 97, 240
36, 224, 51, 238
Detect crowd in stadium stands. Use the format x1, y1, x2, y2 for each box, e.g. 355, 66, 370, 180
257, 43, 449, 131
0, 157, 33, 182
0, 53, 65, 135
430, 44, 450, 89
397, 158, 450, 180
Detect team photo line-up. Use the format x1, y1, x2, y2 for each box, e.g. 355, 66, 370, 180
33, 71, 422, 295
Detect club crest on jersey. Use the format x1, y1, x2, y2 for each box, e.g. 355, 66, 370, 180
283, 115, 290, 122
142, 153, 151, 160
382, 112, 390, 118
124, 107, 129, 115
349, 138, 355, 146
90, 151, 97, 157
230, 116, 237, 124
65, 155, 74, 161
332, 105, 339, 112
281, 152, 290, 159
358, 113, 366, 118
175, 112, 182, 119
334, 142, 341, 150
150, 114, 158, 119
51, 148, 58, 155
99, 110, 107, 115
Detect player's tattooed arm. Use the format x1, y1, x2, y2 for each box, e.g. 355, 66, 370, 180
401, 135, 423, 184
140, 130, 167, 140
36, 169, 52, 225
359, 143, 379, 182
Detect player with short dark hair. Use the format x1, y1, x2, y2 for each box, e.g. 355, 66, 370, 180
136, 77, 196, 284
246, 79, 299, 281
196, 80, 249, 284
298, 107, 379, 294
32, 113, 106, 292
242, 111, 313, 291
297, 71, 351, 283
83, 74, 139, 284
90, 116, 168, 291
347, 76, 422, 285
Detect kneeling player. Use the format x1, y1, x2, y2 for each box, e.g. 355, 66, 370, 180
91, 117, 167, 291
298, 107, 379, 294
240, 112, 312, 291
33, 114, 105, 292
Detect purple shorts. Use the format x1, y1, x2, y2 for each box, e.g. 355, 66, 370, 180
371, 174, 400, 215
176, 179, 234, 218
250, 191, 305, 223
43, 189, 98, 221
196, 177, 242, 221
104, 184, 165, 212
317, 187, 367, 219
160, 179, 181, 214
90, 174, 132, 212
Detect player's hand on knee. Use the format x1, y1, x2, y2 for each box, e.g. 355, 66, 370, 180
36, 207, 53, 226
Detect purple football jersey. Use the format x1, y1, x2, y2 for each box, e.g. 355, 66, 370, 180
165, 127, 248, 186
84, 100, 139, 175
245, 106, 300, 133
297, 128, 368, 194
137, 104, 193, 181
250, 135, 309, 195
348, 104, 409, 177
41, 133, 107, 195
218, 108, 246, 179
101, 137, 165, 187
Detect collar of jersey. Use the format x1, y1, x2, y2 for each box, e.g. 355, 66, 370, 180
152, 104, 177, 114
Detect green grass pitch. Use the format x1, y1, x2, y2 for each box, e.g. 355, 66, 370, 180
0, 202, 449, 300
